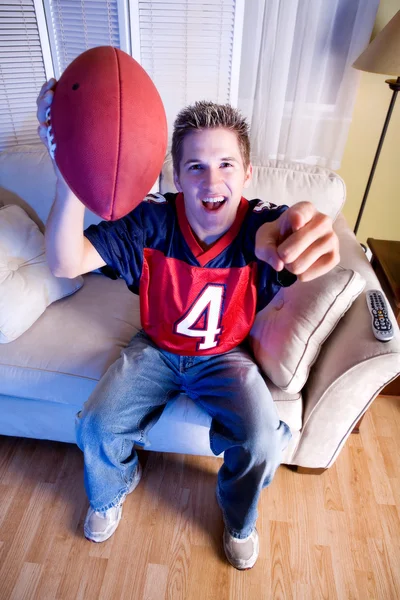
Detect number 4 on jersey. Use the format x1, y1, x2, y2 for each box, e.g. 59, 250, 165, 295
175, 284, 225, 350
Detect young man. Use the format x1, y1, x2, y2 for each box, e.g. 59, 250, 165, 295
37, 80, 339, 570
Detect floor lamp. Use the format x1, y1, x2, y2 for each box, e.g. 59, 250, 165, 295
352, 9, 400, 237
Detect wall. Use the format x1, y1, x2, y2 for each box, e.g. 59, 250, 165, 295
337, 0, 400, 245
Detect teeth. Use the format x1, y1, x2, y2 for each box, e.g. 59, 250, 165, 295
203, 196, 225, 203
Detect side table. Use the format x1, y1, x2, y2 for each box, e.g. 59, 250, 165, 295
367, 238, 400, 397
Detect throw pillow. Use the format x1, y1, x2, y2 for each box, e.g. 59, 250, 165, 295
249, 265, 366, 394
0, 204, 84, 343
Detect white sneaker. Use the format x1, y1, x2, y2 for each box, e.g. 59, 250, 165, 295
84, 462, 142, 543
223, 527, 259, 570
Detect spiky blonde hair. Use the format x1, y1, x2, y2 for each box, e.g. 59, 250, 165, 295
172, 101, 250, 175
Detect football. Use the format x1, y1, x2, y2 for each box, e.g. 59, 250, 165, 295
47, 46, 168, 220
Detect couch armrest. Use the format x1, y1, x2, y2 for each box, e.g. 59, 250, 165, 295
291, 213, 400, 468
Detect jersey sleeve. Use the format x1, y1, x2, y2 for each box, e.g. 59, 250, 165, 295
83, 204, 145, 292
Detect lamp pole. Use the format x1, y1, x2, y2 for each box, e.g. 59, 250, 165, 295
354, 76, 400, 236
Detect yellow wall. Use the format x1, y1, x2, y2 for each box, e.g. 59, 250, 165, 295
337, 0, 400, 245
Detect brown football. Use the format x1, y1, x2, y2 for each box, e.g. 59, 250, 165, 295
48, 46, 168, 221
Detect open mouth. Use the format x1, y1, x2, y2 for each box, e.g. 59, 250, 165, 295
202, 196, 227, 212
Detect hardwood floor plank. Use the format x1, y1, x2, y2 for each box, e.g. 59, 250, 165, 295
183, 455, 221, 549
337, 443, 384, 540
0, 438, 36, 486
322, 464, 344, 512
296, 470, 327, 547
31, 524, 75, 600
270, 520, 293, 600
354, 570, 378, 600
370, 394, 399, 437
165, 488, 192, 600
293, 582, 312, 600
73, 557, 109, 600
311, 545, 338, 600
360, 411, 396, 506
142, 563, 169, 600
227, 559, 270, 600
375, 395, 400, 433
377, 504, 400, 597
96, 526, 140, 600
378, 436, 400, 479
323, 510, 359, 600
0, 482, 19, 530
265, 464, 296, 524
9, 562, 42, 600
349, 537, 374, 573
367, 537, 398, 599
0, 436, 19, 481
286, 475, 312, 585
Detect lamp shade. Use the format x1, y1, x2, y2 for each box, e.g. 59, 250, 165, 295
352, 9, 400, 76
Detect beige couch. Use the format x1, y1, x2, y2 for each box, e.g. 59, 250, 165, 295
0, 144, 399, 470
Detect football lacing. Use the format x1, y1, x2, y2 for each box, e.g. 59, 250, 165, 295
45, 106, 57, 160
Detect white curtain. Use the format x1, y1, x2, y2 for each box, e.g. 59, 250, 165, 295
238, 0, 379, 170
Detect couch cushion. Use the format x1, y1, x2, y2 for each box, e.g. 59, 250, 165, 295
0, 273, 141, 404
249, 265, 366, 394
0, 144, 102, 230
160, 156, 346, 221
0, 204, 84, 343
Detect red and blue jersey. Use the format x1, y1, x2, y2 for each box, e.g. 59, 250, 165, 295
84, 192, 296, 356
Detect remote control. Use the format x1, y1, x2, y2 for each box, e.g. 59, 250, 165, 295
366, 290, 394, 342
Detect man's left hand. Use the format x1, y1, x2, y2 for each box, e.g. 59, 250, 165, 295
255, 201, 340, 282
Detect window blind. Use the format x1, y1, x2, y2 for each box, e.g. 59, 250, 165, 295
0, 0, 47, 149
1, 0, 242, 150
45, 0, 121, 78
137, 0, 237, 136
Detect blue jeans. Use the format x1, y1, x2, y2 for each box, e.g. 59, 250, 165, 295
75, 330, 291, 539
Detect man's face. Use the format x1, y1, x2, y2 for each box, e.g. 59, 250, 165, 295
173, 127, 252, 246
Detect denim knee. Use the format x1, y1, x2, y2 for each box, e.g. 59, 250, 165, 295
245, 419, 292, 466
75, 405, 108, 452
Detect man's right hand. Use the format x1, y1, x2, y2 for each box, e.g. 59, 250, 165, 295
36, 81, 106, 277
36, 79, 67, 186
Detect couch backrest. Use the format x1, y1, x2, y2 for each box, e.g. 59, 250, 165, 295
0, 144, 346, 231
0, 145, 103, 232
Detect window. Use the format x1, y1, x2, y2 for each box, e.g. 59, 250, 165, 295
1, 1, 48, 148
0, 0, 244, 150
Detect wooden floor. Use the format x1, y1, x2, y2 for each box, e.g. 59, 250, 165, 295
0, 394, 399, 600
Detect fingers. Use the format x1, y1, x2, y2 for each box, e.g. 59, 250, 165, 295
36, 78, 63, 180
37, 78, 56, 102
255, 220, 286, 270
37, 123, 48, 145
36, 78, 57, 156
277, 204, 340, 281
285, 231, 340, 280
261, 248, 286, 272
296, 248, 340, 282
255, 202, 340, 282
36, 78, 57, 124
36, 89, 54, 125
277, 201, 316, 243
277, 209, 333, 264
